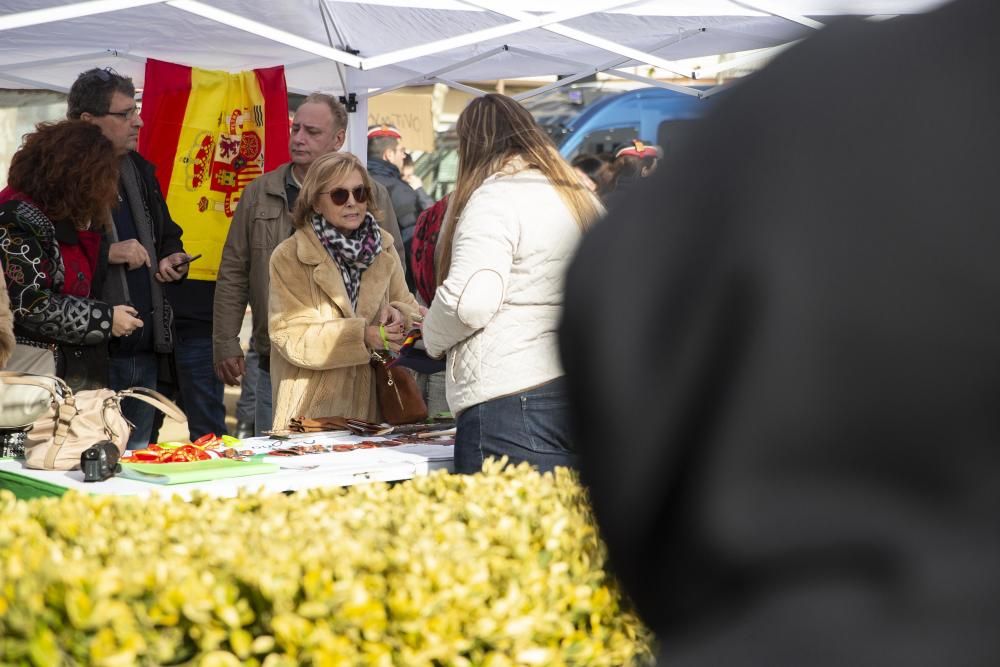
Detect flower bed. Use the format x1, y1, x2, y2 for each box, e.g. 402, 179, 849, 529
0, 462, 653, 665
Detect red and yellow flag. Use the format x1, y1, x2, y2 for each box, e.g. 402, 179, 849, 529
138, 58, 290, 281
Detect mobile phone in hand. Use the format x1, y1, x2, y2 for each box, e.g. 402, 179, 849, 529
172, 253, 202, 269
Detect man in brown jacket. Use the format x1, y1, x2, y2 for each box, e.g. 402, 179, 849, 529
213, 93, 404, 435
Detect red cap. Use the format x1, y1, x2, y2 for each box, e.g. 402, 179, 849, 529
615, 139, 662, 159
367, 124, 402, 140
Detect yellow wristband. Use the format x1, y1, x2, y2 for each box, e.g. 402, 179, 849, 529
379, 324, 390, 351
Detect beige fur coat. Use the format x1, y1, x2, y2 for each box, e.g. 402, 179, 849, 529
268, 225, 419, 429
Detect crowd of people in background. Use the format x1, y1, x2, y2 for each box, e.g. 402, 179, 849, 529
2, 1, 999, 661
0, 66, 623, 473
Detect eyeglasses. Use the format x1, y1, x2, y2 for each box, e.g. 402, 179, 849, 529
102, 106, 139, 120
323, 186, 368, 206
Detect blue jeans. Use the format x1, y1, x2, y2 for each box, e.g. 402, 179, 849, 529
236, 347, 259, 426
255, 367, 273, 436
453, 377, 576, 474
174, 335, 227, 440
108, 351, 159, 449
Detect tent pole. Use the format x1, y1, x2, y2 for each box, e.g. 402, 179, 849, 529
342, 68, 368, 165
0, 72, 69, 93
363, 46, 509, 98
698, 40, 801, 78
729, 1, 825, 30
513, 29, 706, 102
431, 78, 487, 97
319, 0, 351, 96
165, 0, 362, 68
361, 0, 634, 71
0, 0, 164, 32
465, 2, 691, 79
505, 46, 705, 98
2, 50, 130, 71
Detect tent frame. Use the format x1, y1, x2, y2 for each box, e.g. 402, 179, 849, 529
0, 0, 908, 158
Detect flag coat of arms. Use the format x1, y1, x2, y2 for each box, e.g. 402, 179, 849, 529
139, 58, 290, 281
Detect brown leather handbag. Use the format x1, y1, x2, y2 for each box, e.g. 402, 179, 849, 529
370, 351, 428, 425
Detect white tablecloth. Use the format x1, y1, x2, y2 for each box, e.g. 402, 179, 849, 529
0, 433, 453, 500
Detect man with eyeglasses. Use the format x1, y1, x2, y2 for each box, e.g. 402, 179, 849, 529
68, 67, 191, 449
213, 93, 404, 436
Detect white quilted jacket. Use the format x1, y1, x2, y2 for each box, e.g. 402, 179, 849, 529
423, 167, 583, 415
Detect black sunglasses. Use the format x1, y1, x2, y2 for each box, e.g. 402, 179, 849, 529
86, 66, 119, 83
325, 186, 368, 206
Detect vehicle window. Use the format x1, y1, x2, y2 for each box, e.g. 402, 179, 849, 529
575, 126, 639, 158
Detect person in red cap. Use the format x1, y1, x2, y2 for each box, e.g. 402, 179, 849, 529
367, 124, 428, 288
605, 139, 663, 209
614, 139, 663, 180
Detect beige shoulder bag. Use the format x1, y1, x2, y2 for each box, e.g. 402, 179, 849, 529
0, 371, 185, 470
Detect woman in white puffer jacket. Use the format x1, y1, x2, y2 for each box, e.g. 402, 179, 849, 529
422, 94, 603, 474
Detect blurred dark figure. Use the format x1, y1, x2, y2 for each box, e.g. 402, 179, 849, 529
560, 1, 1000, 665
571, 153, 617, 201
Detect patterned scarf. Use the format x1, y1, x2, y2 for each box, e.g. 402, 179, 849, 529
310, 211, 382, 309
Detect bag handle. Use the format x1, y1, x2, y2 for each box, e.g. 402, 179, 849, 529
115, 386, 186, 423
0, 370, 72, 402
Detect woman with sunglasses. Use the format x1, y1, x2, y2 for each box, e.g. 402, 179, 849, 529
268, 152, 421, 429
422, 94, 604, 474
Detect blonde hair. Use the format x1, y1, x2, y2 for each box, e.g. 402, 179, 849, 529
436, 94, 602, 284
292, 152, 380, 229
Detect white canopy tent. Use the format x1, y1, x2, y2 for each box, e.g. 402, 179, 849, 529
0, 0, 951, 154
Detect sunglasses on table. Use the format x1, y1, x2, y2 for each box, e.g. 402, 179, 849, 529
323, 186, 369, 206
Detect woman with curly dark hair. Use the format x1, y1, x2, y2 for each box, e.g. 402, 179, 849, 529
0, 120, 143, 390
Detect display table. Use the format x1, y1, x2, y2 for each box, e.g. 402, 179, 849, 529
0, 432, 454, 500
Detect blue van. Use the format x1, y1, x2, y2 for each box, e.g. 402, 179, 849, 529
555, 86, 712, 160
414, 86, 716, 198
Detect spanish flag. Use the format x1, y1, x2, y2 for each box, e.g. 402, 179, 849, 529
138, 58, 290, 281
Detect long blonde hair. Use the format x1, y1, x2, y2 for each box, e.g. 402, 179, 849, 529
436, 94, 602, 284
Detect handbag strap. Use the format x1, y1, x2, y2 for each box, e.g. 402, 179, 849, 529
115, 387, 186, 423
45, 399, 80, 468
0, 370, 72, 402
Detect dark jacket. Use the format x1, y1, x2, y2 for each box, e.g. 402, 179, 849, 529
0, 199, 114, 390
561, 1, 1000, 664
368, 158, 425, 290
103, 150, 185, 354
367, 158, 422, 245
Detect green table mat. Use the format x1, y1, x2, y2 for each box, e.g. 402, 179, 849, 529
0, 462, 68, 499
120, 459, 279, 485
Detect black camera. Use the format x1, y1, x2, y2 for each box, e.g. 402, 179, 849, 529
81, 440, 122, 482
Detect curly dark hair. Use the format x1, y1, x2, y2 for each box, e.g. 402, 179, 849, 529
7, 121, 120, 230
67, 67, 135, 120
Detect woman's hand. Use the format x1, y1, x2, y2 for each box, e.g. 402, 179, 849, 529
381, 304, 405, 331
413, 304, 428, 329
112, 305, 143, 337
365, 324, 405, 353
